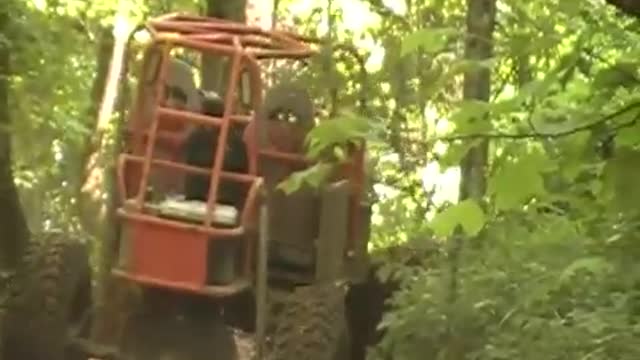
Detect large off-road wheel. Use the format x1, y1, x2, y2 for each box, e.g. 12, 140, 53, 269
268, 282, 350, 360
1, 232, 92, 360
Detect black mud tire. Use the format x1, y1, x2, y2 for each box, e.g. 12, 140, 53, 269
1, 232, 92, 360
268, 283, 350, 360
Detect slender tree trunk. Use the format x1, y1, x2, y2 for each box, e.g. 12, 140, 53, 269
445, 1, 495, 359
202, 0, 247, 92
74, 28, 115, 236
0, 2, 29, 271
458, 0, 496, 201
87, 24, 135, 343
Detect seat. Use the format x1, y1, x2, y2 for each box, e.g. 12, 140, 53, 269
124, 197, 239, 227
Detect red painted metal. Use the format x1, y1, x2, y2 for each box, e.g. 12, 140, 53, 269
128, 218, 209, 286
135, 43, 171, 211
112, 269, 251, 297
115, 13, 367, 296
204, 37, 242, 227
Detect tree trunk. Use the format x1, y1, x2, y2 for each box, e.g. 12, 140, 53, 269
74, 27, 115, 236
0, 2, 29, 271
458, 0, 495, 201
87, 24, 135, 344
202, 0, 247, 92
444, 1, 495, 359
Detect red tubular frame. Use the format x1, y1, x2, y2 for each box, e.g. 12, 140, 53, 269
115, 13, 367, 295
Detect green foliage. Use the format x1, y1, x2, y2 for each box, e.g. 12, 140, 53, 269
601, 147, 640, 212
400, 27, 458, 56
429, 199, 485, 237
304, 110, 371, 159
278, 109, 374, 194
277, 162, 334, 195
5, 0, 199, 234
360, 0, 640, 360
487, 149, 553, 210
559, 256, 612, 283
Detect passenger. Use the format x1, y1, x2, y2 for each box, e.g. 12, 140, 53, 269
136, 57, 200, 198
183, 90, 248, 208
163, 58, 201, 112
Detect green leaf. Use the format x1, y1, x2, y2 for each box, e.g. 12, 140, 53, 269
515, 70, 560, 101
617, 123, 640, 147
429, 199, 486, 238
593, 62, 638, 89
492, 58, 571, 116
450, 100, 492, 134
601, 147, 640, 211
559, 257, 612, 283
400, 27, 458, 56
438, 140, 482, 168
487, 152, 549, 210
456, 199, 486, 236
558, 0, 581, 16
614, 108, 640, 147
277, 163, 334, 194
305, 111, 370, 159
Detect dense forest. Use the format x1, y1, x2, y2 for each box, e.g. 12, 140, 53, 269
2, 0, 640, 359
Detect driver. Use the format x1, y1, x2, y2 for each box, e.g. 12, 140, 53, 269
155, 56, 248, 208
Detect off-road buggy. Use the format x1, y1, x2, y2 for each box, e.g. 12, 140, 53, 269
1, 12, 371, 360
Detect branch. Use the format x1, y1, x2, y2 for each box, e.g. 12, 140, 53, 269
364, 0, 411, 27
430, 101, 640, 143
